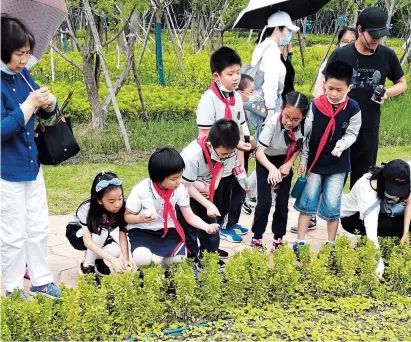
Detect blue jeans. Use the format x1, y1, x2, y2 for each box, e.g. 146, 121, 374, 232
294, 172, 346, 222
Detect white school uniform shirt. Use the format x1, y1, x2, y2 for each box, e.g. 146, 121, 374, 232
126, 178, 190, 231
258, 113, 308, 156
67, 198, 126, 236
340, 161, 411, 246
181, 140, 230, 184
251, 37, 286, 111
196, 88, 245, 177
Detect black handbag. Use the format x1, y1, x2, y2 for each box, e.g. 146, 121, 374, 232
20, 73, 79, 165
35, 111, 80, 165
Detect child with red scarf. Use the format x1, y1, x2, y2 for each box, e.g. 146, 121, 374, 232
251, 92, 310, 252
293, 61, 362, 255
196, 47, 252, 244
124, 148, 219, 268
178, 119, 240, 265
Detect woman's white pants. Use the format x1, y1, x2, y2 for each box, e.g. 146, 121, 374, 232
0, 169, 53, 292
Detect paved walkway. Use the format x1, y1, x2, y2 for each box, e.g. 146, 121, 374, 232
1, 198, 357, 296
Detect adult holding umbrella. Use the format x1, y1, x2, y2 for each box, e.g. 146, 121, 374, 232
1, 7, 65, 299
234, 0, 331, 125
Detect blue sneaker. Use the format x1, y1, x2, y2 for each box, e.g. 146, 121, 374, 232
5, 290, 28, 302
229, 223, 249, 236
220, 229, 242, 243
292, 241, 305, 260
29, 283, 61, 299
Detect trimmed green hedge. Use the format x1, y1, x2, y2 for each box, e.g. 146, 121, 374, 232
2, 236, 411, 341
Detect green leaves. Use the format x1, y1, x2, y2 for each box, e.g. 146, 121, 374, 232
2, 238, 411, 341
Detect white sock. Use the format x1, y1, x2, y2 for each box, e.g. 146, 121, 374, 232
296, 239, 305, 244
326, 240, 335, 245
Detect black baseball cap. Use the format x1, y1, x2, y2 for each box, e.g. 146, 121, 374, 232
382, 159, 410, 198
358, 7, 389, 38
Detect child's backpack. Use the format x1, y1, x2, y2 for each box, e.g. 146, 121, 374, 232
242, 48, 269, 118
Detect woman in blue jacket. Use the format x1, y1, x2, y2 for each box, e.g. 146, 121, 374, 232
1, 15, 60, 299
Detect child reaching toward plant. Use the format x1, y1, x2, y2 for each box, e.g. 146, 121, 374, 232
66, 172, 132, 277
124, 147, 219, 269
178, 119, 240, 265
293, 61, 361, 255
251, 91, 310, 252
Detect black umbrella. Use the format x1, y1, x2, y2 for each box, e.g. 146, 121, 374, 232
233, 0, 331, 29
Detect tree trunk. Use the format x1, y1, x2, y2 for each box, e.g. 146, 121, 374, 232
84, 55, 105, 129
382, 0, 396, 45
83, 0, 131, 151
191, 15, 200, 52
94, 15, 103, 89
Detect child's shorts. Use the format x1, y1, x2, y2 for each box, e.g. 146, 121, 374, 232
294, 172, 346, 222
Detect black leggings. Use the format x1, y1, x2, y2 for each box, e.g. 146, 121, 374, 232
251, 155, 292, 240
341, 213, 410, 238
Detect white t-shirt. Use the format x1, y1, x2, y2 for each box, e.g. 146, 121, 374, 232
181, 140, 231, 184
258, 113, 306, 156
251, 38, 286, 111
341, 161, 411, 245
126, 178, 190, 231
196, 88, 245, 177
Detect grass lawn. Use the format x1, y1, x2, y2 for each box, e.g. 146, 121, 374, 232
44, 145, 411, 215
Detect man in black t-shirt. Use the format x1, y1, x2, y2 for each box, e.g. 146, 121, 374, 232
314, 7, 407, 189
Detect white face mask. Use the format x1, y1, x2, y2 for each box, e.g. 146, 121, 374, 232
210, 148, 222, 162
217, 75, 231, 93
0, 61, 17, 75
325, 88, 351, 105
240, 91, 255, 103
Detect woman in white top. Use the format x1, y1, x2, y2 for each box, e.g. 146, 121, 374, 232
251, 11, 299, 122
340, 159, 411, 277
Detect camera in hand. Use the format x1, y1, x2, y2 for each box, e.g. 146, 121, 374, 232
371, 85, 386, 103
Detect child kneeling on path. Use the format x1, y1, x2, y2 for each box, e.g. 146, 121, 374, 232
125, 147, 219, 268
293, 61, 362, 254
66, 172, 132, 277
178, 119, 240, 265
251, 91, 310, 252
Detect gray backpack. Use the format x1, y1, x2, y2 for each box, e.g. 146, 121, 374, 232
364, 199, 406, 219
242, 55, 268, 118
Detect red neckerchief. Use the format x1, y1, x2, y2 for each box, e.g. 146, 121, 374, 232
209, 81, 235, 119
278, 113, 297, 163
307, 94, 350, 175
152, 182, 187, 253
197, 136, 222, 202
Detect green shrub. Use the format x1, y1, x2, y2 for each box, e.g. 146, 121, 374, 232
2, 237, 411, 341
196, 252, 223, 320
30, 34, 410, 149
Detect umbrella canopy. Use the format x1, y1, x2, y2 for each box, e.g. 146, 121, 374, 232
233, 0, 331, 29
1, 0, 68, 60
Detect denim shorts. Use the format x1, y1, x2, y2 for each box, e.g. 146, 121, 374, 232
293, 172, 346, 221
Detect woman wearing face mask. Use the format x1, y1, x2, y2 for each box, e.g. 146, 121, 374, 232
340, 159, 411, 277
251, 11, 299, 123
1, 16, 60, 300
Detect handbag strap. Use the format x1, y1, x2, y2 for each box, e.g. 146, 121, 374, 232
363, 199, 381, 219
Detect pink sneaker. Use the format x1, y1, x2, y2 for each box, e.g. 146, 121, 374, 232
251, 238, 264, 252
271, 239, 284, 253
24, 268, 30, 280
